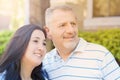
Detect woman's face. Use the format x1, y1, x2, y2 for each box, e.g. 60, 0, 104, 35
21, 29, 46, 67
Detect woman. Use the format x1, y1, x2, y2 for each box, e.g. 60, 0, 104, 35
0, 24, 47, 80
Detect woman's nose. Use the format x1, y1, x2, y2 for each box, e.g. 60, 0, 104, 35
37, 45, 43, 51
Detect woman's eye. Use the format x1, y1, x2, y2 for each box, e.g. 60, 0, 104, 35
43, 42, 46, 46
33, 40, 38, 43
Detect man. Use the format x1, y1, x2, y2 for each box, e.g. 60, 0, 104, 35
43, 5, 120, 80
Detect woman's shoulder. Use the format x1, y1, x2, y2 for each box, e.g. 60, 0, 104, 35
0, 71, 6, 80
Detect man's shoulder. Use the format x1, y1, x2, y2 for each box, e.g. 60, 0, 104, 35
45, 48, 56, 57
80, 38, 109, 53
43, 48, 56, 63
85, 41, 110, 54
42, 48, 57, 69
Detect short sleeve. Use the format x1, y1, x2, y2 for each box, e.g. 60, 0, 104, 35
0, 71, 6, 80
101, 52, 120, 80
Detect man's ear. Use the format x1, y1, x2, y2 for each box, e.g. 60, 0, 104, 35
44, 26, 52, 40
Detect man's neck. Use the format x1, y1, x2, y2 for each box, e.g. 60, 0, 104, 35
56, 47, 73, 61
57, 40, 79, 61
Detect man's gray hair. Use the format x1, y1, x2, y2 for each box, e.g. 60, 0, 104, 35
45, 5, 73, 26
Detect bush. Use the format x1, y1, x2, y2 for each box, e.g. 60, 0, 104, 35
78, 29, 120, 62
0, 29, 120, 63
0, 31, 13, 56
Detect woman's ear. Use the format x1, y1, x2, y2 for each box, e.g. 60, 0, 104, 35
44, 26, 52, 40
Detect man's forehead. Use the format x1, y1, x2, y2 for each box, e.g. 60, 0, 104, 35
52, 9, 73, 14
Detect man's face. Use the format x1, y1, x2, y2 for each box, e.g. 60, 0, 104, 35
46, 10, 79, 50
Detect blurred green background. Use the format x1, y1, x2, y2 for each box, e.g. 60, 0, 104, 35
0, 0, 120, 65
0, 29, 120, 65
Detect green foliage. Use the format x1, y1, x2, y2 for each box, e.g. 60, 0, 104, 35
0, 31, 13, 56
0, 29, 120, 62
79, 29, 120, 62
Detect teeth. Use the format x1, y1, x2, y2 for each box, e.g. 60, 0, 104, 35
35, 53, 41, 57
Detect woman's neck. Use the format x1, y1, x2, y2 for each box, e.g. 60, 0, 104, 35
21, 74, 32, 80
20, 62, 34, 80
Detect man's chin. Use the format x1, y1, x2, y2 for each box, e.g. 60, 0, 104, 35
63, 41, 77, 50
64, 38, 79, 48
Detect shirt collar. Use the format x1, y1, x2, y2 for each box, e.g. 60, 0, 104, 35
53, 38, 88, 58
73, 38, 87, 53
52, 48, 61, 59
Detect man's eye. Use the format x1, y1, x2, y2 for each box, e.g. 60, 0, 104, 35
71, 22, 76, 26
59, 24, 66, 27
61, 24, 65, 27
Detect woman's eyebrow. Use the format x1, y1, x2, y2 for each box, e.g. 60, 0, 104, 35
32, 37, 40, 39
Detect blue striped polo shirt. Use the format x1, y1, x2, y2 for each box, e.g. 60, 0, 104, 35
42, 38, 120, 80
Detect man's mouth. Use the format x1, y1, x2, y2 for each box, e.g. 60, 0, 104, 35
64, 36, 75, 40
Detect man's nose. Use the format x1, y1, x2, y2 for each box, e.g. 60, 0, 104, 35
66, 23, 74, 33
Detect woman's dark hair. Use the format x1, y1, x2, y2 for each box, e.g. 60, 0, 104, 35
0, 24, 46, 80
